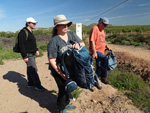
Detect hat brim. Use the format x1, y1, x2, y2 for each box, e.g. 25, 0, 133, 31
26, 21, 38, 23
32, 21, 38, 24
103, 22, 109, 25
54, 21, 72, 27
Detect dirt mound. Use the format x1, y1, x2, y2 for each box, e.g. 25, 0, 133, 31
70, 85, 143, 113
115, 51, 150, 82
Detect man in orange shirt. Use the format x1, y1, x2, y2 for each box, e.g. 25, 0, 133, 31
89, 17, 110, 84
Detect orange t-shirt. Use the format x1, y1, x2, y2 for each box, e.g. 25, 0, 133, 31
89, 25, 106, 55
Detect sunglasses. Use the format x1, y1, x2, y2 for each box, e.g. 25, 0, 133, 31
31, 23, 36, 25
103, 23, 108, 27
29, 22, 36, 25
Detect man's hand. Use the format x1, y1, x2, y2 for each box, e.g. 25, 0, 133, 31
92, 52, 98, 59
24, 58, 29, 62
106, 45, 111, 51
36, 51, 40, 56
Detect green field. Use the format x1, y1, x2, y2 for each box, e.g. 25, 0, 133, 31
1, 24, 150, 37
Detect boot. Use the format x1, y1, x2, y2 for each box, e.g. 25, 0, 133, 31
101, 77, 111, 85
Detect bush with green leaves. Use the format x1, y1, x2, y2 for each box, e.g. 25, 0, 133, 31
105, 25, 150, 34
107, 33, 150, 48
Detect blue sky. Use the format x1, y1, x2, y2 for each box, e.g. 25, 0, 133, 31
0, 0, 150, 32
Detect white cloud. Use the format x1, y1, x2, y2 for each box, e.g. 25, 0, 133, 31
109, 12, 150, 20
139, 3, 150, 7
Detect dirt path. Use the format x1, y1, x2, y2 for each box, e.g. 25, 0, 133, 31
108, 43, 150, 62
108, 43, 150, 81
1, 43, 149, 113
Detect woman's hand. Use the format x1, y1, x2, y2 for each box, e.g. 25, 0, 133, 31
61, 73, 68, 80
48, 58, 68, 80
72, 43, 80, 50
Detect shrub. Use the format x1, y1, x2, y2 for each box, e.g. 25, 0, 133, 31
121, 40, 128, 45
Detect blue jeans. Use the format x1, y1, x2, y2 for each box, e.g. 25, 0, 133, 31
96, 51, 108, 78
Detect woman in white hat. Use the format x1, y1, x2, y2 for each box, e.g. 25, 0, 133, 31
47, 15, 85, 113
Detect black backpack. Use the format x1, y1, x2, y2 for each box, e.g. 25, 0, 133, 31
13, 29, 28, 53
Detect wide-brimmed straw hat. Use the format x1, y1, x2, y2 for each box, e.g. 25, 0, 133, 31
54, 15, 72, 27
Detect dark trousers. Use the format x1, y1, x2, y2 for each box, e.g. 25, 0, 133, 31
96, 51, 108, 78
52, 72, 70, 111
26, 55, 41, 87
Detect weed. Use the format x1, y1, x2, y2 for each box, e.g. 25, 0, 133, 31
71, 88, 83, 99
51, 90, 57, 94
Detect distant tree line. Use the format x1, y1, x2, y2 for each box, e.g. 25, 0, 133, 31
0, 25, 150, 38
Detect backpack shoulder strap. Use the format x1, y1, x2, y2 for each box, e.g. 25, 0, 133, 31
22, 29, 28, 40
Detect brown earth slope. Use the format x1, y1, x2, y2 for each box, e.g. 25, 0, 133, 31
1, 41, 149, 112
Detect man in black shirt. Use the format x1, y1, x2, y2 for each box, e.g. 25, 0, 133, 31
18, 17, 45, 91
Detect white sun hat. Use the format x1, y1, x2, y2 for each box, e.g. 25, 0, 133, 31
54, 15, 72, 27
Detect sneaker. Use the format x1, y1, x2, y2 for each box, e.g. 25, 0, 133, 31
60, 109, 67, 113
35, 86, 45, 91
65, 104, 76, 110
101, 77, 111, 85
